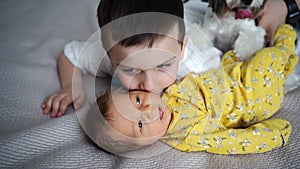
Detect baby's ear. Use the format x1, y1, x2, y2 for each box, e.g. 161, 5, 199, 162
180, 35, 188, 60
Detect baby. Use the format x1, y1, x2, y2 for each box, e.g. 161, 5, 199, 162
95, 24, 298, 155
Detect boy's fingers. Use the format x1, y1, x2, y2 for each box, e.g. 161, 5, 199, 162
73, 94, 85, 110
43, 95, 56, 114
57, 96, 73, 117
42, 89, 75, 117
42, 103, 48, 114
50, 94, 66, 117
264, 27, 275, 47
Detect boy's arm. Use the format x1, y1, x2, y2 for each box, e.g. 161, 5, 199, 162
41, 52, 85, 117
64, 41, 113, 77
42, 40, 113, 117
258, 0, 300, 46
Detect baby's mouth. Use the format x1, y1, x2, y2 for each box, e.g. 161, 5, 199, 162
159, 108, 164, 120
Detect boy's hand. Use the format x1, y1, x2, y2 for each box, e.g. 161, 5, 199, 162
41, 84, 85, 118
257, 0, 288, 46
42, 51, 85, 118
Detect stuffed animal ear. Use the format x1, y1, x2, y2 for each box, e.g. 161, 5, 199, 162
208, 0, 227, 17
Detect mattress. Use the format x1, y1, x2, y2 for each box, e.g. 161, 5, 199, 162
1, 0, 300, 168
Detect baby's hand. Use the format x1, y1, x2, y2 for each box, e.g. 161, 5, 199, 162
41, 85, 85, 118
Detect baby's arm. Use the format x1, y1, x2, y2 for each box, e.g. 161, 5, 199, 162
187, 118, 291, 154
41, 52, 85, 117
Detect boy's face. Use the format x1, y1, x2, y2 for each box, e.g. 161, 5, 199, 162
107, 90, 172, 140
109, 36, 185, 91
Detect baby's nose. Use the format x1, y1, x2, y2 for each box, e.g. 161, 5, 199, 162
139, 102, 152, 114
141, 110, 153, 121
140, 109, 160, 123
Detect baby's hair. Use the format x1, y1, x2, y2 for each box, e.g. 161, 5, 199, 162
97, 0, 185, 51
90, 89, 145, 154
97, 89, 112, 121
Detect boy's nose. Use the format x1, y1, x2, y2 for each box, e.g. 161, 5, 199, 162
139, 70, 156, 91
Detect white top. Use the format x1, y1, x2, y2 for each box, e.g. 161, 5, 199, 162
64, 24, 221, 80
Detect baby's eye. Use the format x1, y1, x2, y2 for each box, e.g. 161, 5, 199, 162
136, 97, 141, 106
138, 120, 143, 129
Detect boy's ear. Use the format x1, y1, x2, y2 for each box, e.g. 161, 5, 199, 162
180, 35, 188, 60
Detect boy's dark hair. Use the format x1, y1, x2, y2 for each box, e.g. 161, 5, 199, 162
97, 0, 185, 51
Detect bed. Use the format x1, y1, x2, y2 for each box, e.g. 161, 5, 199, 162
1, 0, 300, 168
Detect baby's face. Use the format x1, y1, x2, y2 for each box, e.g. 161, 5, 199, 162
108, 90, 172, 140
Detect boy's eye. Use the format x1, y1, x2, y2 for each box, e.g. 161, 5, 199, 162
156, 63, 172, 69
138, 120, 143, 129
121, 68, 140, 74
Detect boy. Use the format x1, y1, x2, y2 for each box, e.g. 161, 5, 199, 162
41, 0, 221, 117
93, 24, 298, 155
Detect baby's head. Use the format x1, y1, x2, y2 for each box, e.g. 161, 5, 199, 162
96, 88, 172, 153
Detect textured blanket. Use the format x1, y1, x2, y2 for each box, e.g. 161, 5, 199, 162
1, 0, 300, 168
